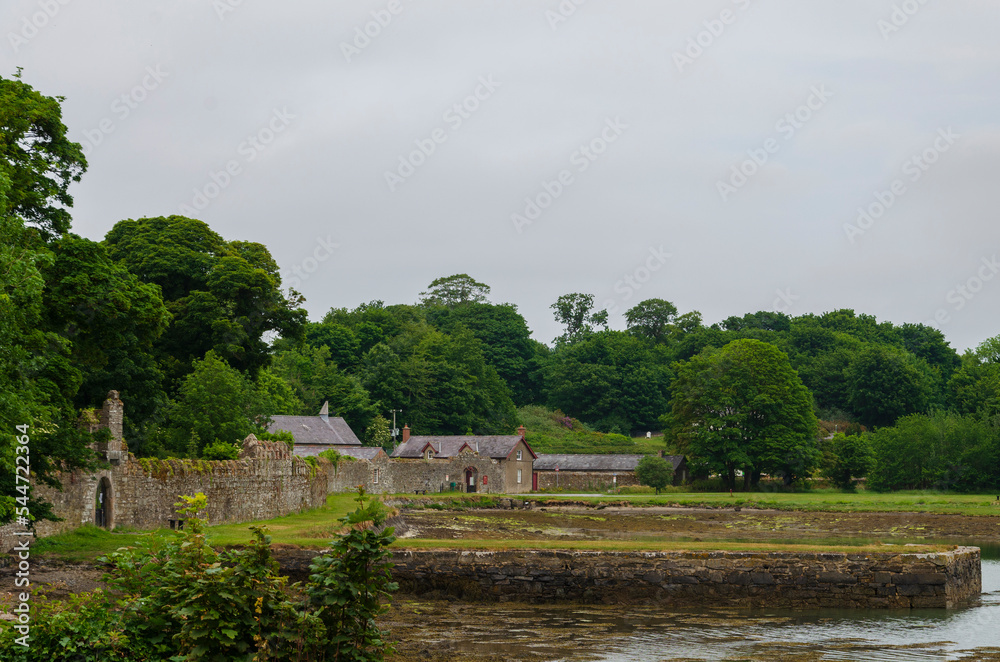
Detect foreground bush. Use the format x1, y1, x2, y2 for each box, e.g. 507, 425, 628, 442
0, 489, 396, 662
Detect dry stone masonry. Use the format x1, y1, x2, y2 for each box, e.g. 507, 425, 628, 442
389, 547, 982, 609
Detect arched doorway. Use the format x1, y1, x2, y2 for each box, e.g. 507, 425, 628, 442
464, 467, 478, 493
94, 477, 112, 528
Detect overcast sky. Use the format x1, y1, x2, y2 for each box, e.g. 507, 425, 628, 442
4, 1, 999, 350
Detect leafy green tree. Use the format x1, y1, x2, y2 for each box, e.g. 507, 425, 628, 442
545, 330, 672, 433
948, 357, 1000, 417
0, 71, 87, 239
165, 351, 263, 456
635, 455, 673, 493
667, 339, 818, 489
624, 298, 678, 341
974, 335, 1000, 364
271, 344, 376, 429
551, 293, 607, 343
254, 368, 305, 417
419, 273, 490, 307
40, 234, 171, 454
0, 77, 96, 523
428, 302, 537, 405
845, 345, 933, 428
821, 432, 874, 490
364, 414, 392, 449
867, 412, 1000, 491
103, 215, 306, 381
305, 322, 360, 369
360, 326, 517, 435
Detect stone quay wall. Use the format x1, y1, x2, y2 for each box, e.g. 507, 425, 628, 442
389, 547, 982, 609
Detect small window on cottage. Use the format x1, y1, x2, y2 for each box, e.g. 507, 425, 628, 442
517, 468, 522, 484
373, 467, 380, 484
516, 449, 523, 461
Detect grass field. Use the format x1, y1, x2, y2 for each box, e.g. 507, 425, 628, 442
534, 490, 1000, 517
25, 489, 998, 561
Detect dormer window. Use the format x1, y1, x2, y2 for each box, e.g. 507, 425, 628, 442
424, 449, 434, 460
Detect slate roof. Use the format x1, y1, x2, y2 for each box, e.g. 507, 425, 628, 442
267, 416, 362, 446
390, 435, 535, 460
533, 454, 686, 472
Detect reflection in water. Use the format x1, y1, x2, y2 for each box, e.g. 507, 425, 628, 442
389, 559, 1000, 662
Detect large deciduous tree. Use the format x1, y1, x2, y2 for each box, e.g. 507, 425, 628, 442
845, 345, 933, 429
0, 75, 95, 524
625, 298, 678, 341
667, 339, 818, 489
419, 273, 490, 308
0, 71, 87, 239
551, 293, 607, 343
103, 215, 306, 381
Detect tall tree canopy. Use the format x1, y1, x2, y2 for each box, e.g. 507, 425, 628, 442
103, 215, 306, 380
625, 298, 679, 341
667, 339, 818, 489
0, 71, 87, 239
551, 293, 608, 343
419, 273, 490, 308
0, 76, 95, 524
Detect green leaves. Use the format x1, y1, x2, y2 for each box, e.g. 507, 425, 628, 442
669, 339, 819, 489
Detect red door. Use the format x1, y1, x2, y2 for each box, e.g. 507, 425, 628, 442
532, 472, 538, 491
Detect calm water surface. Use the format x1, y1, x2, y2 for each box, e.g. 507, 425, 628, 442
395, 547, 1000, 661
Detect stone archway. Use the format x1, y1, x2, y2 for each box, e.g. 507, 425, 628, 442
464, 466, 478, 493
94, 476, 113, 528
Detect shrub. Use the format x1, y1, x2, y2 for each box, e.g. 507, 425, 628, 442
0, 490, 399, 662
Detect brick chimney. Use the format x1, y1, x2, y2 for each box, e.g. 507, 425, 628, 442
402, 425, 410, 443
517, 425, 526, 438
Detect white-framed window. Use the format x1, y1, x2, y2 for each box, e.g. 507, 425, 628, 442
516, 450, 523, 461
517, 468, 522, 484
373, 467, 380, 484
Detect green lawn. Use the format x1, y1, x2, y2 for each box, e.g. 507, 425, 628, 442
534, 490, 1000, 517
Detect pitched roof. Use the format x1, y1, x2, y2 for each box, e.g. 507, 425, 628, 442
267, 416, 362, 446
533, 454, 686, 472
390, 435, 535, 460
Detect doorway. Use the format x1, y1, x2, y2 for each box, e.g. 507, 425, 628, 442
94, 477, 111, 528
465, 467, 478, 493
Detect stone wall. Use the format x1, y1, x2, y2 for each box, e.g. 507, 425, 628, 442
389, 547, 982, 609
534, 470, 640, 492
0, 444, 342, 551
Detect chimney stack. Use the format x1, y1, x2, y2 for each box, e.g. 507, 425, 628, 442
319, 401, 329, 421
517, 425, 526, 438
402, 424, 410, 443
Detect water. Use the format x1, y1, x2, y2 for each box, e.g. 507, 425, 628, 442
391, 547, 1000, 661
599, 558, 1000, 661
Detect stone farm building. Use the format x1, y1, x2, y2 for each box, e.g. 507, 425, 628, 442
533, 453, 688, 491
388, 425, 537, 494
